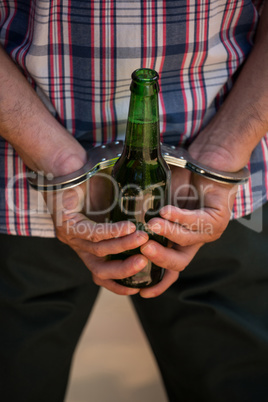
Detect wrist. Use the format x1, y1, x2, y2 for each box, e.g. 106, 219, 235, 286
188, 124, 253, 173
188, 140, 243, 173
21, 140, 87, 177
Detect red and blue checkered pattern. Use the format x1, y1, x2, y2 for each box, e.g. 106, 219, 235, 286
0, 0, 267, 236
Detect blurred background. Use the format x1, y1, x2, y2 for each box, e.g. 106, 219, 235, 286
65, 288, 168, 402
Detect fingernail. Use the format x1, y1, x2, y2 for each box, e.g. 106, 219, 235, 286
126, 288, 140, 296
125, 222, 137, 234
147, 222, 162, 234
160, 207, 170, 217
140, 291, 157, 299
141, 243, 156, 256
135, 232, 149, 247
136, 231, 149, 244
134, 256, 147, 271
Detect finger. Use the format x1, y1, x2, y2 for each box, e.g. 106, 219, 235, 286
63, 215, 137, 242
92, 276, 141, 296
160, 204, 229, 227
147, 214, 226, 246
139, 269, 179, 298
80, 251, 149, 281
71, 230, 149, 257
140, 240, 203, 271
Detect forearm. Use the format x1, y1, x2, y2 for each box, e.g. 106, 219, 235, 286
0, 45, 86, 176
189, 2, 268, 172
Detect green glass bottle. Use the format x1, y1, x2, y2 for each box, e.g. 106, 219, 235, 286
110, 68, 171, 288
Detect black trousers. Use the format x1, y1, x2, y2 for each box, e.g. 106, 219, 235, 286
1, 204, 268, 402
0, 235, 100, 402
132, 203, 268, 402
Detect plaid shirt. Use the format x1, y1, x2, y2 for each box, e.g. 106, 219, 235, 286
0, 0, 267, 237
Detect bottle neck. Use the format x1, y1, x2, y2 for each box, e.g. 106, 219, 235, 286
124, 92, 160, 160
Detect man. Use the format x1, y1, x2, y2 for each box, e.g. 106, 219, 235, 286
0, 1, 267, 401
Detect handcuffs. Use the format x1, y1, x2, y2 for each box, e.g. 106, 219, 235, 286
27, 141, 250, 192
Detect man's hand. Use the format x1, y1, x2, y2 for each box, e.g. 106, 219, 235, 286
44, 176, 150, 296
139, 166, 238, 298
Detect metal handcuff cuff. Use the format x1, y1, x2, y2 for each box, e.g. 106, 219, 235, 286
27, 141, 250, 192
